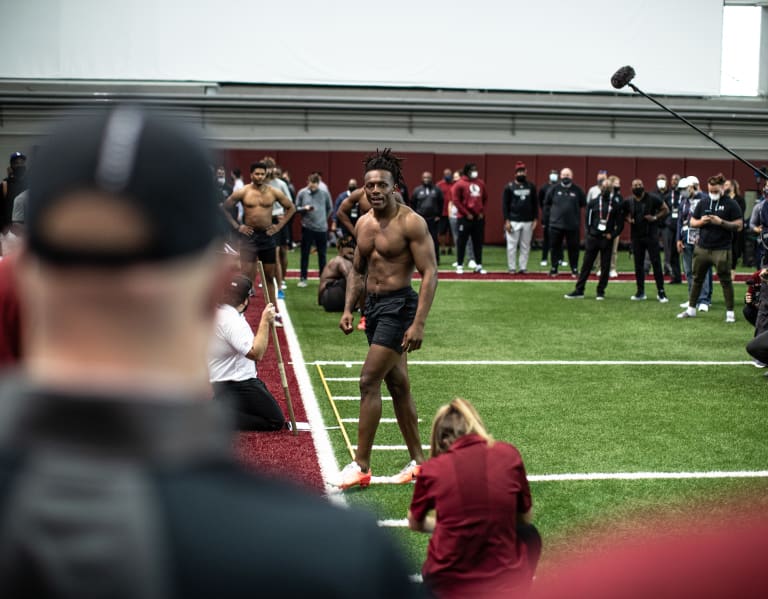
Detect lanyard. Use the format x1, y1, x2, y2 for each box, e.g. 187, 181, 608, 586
597, 196, 613, 219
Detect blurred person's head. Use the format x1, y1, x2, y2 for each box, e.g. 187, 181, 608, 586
250, 162, 267, 185
19, 105, 226, 392
430, 398, 493, 457
560, 168, 573, 187
656, 173, 667, 192
8, 151, 26, 179
707, 173, 725, 200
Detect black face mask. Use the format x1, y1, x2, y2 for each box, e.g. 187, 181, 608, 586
516, 175, 526, 183
444, 175, 452, 183
632, 187, 644, 197
613, 186, 621, 194
561, 177, 572, 186
348, 186, 356, 192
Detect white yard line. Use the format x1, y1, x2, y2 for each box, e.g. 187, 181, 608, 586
353, 445, 431, 451
341, 418, 421, 423
333, 395, 392, 401
314, 360, 752, 366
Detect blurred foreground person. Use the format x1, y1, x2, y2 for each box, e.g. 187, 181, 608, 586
0, 106, 420, 598
408, 398, 541, 599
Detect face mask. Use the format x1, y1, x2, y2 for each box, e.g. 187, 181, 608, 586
516, 175, 526, 183
709, 193, 721, 201
549, 174, 558, 183
613, 186, 621, 194
680, 190, 689, 199
11, 165, 26, 178
444, 175, 452, 183
423, 180, 432, 187
348, 186, 356, 192
657, 179, 667, 190
632, 187, 644, 197
470, 171, 478, 179
561, 177, 572, 186
597, 177, 606, 186
217, 177, 226, 185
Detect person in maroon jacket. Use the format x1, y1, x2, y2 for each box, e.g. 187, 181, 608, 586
452, 162, 488, 274
0, 256, 21, 367
408, 398, 541, 599
436, 168, 454, 258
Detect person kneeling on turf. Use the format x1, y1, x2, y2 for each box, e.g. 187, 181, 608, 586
408, 398, 541, 599
318, 236, 357, 312
208, 274, 287, 430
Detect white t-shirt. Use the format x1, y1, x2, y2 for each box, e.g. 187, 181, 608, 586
208, 304, 256, 382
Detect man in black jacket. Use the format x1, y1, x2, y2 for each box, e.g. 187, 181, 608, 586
625, 178, 670, 302
564, 176, 625, 300
411, 171, 444, 263
0, 105, 421, 599
503, 161, 537, 274
545, 167, 586, 277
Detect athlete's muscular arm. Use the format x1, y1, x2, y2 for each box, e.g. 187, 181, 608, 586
221, 188, 250, 234
339, 245, 367, 335
402, 213, 438, 353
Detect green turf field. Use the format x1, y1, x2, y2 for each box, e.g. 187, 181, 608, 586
283, 245, 768, 575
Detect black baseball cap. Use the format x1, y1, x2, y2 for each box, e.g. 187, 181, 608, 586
27, 105, 227, 266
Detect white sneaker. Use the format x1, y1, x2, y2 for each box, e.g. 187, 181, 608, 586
451, 261, 459, 267
468, 259, 478, 269
596, 270, 601, 277
560, 260, 568, 267
333, 461, 371, 490
697, 303, 709, 313
456, 265, 464, 275
630, 294, 647, 301
297, 279, 308, 288
390, 460, 421, 484
725, 311, 735, 323
677, 308, 696, 319
680, 301, 690, 308
752, 359, 766, 368
540, 260, 548, 267
474, 265, 487, 274
281, 281, 287, 290
609, 270, 618, 278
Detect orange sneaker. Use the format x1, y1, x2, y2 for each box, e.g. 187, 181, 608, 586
391, 460, 421, 484
356, 316, 367, 331
335, 461, 372, 490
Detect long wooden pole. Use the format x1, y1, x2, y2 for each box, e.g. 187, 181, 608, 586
257, 260, 297, 435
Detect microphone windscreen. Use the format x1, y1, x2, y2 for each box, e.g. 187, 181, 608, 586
611, 66, 636, 90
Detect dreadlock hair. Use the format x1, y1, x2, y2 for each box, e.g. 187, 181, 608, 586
363, 148, 406, 191
429, 398, 494, 458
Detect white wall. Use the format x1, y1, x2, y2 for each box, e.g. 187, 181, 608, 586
0, 0, 723, 96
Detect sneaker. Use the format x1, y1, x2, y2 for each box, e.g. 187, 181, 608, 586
468, 259, 478, 269
274, 313, 284, 328
657, 291, 669, 303
519, 269, 526, 275
725, 311, 736, 323
474, 265, 487, 274
609, 270, 618, 278
297, 279, 308, 288
451, 261, 459, 268
356, 315, 367, 331
280, 281, 288, 290
508, 269, 517, 274
277, 289, 286, 300
752, 359, 766, 368
540, 260, 548, 267
596, 270, 601, 277
677, 308, 696, 319
335, 461, 372, 490
391, 460, 421, 484
680, 301, 690, 308
596, 294, 605, 301
697, 303, 709, 313
456, 265, 464, 275
571, 269, 578, 278
560, 260, 568, 267
630, 294, 647, 301
564, 291, 585, 299
549, 269, 558, 277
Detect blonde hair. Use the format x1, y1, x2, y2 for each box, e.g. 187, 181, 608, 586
430, 398, 494, 457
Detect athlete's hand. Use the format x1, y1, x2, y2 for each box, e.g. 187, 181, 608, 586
401, 323, 424, 353
339, 311, 355, 335
238, 224, 254, 236
265, 223, 279, 236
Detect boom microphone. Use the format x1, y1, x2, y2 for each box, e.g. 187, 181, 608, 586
610, 65, 765, 175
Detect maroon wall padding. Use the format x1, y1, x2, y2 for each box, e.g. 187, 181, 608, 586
217, 151, 767, 245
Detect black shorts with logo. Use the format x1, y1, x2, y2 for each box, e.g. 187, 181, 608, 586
239, 230, 277, 264
364, 287, 418, 354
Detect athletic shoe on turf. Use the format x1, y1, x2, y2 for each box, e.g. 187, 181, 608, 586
609, 270, 618, 278
508, 269, 517, 274
752, 359, 766, 368
560, 260, 569, 267
596, 294, 605, 301
540, 260, 548, 267
335, 461, 372, 490
680, 301, 690, 308
280, 281, 287, 290
451, 261, 459, 268
630, 294, 647, 301
564, 291, 585, 299
391, 460, 421, 484
277, 289, 285, 300
725, 311, 736, 323
456, 265, 464, 275
297, 279, 308, 288
697, 303, 709, 313
519, 269, 526, 275
468, 260, 478, 269
571, 269, 578, 277
549, 269, 558, 277
677, 308, 696, 319
474, 265, 487, 274
356, 316, 367, 331
274, 313, 284, 328
657, 291, 669, 303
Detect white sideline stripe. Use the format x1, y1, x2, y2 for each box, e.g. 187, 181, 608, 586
314, 360, 753, 366
528, 470, 768, 482
353, 445, 430, 451
341, 418, 421, 423
279, 300, 347, 507
334, 395, 392, 401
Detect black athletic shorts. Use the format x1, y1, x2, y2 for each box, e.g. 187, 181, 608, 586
239, 230, 277, 264
319, 278, 346, 312
272, 215, 292, 247
364, 287, 418, 353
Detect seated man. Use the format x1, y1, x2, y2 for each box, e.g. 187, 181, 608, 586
208, 274, 287, 431
318, 236, 357, 312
